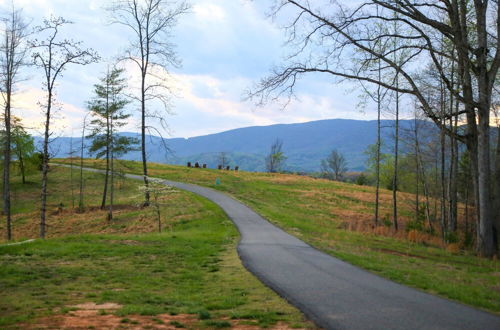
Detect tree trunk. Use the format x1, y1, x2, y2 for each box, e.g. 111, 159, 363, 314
40, 90, 52, 239
70, 136, 75, 209
3, 86, 11, 240
476, 106, 495, 257
439, 76, 447, 241
79, 122, 85, 212
415, 131, 432, 231
392, 80, 399, 231
448, 115, 458, 233
374, 57, 382, 227
108, 115, 114, 222
465, 185, 469, 235
447, 52, 458, 234
493, 124, 500, 248
440, 119, 447, 240
18, 152, 25, 184
101, 145, 109, 209
101, 81, 111, 210
141, 70, 150, 206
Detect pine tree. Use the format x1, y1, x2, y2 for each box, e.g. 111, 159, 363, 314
87, 66, 137, 219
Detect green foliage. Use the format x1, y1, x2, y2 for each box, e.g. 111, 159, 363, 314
87, 67, 137, 160
444, 232, 459, 244
355, 173, 368, 186
197, 310, 211, 320
364, 143, 420, 193
0, 117, 37, 180
320, 149, 348, 180
265, 139, 287, 173
204, 320, 231, 328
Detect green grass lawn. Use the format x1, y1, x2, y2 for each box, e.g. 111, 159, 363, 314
0, 166, 311, 328
54, 159, 500, 315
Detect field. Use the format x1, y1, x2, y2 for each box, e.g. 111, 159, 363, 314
53, 159, 500, 315
0, 166, 311, 328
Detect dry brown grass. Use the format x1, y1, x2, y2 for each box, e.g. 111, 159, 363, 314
3, 193, 198, 241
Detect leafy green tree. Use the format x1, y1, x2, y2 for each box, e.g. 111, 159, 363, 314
11, 117, 35, 184
265, 138, 286, 173
320, 149, 348, 181
87, 66, 137, 219
0, 117, 36, 184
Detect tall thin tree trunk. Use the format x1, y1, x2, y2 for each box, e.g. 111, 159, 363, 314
141, 70, 149, 206
18, 151, 25, 184
156, 201, 161, 233
374, 53, 382, 227
40, 90, 52, 239
101, 134, 109, 210
415, 123, 432, 231
440, 110, 447, 240
414, 119, 420, 223
438, 62, 448, 241
108, 114, 114, 222
448, 53, 458, 234
448, 115, 458, 233
465, 185, 469, 235
392, 79, 399, 231
101, 77, 111, 210
3, 81, 11, 240
79, 119, 86, 212
391, 12, 399, 231
70, 136, 75, 209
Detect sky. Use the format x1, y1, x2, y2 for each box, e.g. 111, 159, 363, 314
1, 0, 385, 138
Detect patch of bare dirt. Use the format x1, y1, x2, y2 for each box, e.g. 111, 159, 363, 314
71, 302, 122, 310
21, 303, 304, 329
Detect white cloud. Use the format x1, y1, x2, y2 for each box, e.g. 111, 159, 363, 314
193, 2, 226, 21
0, 0, 377, 140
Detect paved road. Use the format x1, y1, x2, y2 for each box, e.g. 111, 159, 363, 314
62, 166, 500, 329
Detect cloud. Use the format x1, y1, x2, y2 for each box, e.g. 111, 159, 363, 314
165, 73, 368, 137
1, 0, 379, 140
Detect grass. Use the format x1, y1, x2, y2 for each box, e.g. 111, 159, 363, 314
0, 166, 311, 328
54, 158, 500, 315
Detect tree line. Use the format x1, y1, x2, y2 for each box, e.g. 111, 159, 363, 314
250, 0, 499, 257
0, 0, 188, 240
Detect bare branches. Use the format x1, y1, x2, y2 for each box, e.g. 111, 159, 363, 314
106, 0, 188, 205
108, 0, 189, 72
31, 15, 99, 239
30, 16, 99, 92
252, 0, 499, 256
249, 0, 498, 128
0, 5, 30, 241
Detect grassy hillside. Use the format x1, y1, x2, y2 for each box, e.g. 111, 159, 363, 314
0, 166, 311, 328
55, 159, 500, 315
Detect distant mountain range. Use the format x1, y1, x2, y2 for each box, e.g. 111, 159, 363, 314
39, 119, 433, 172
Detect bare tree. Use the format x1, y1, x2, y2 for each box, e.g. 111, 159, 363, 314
31, 16, 99, 238
68, 132, 75, 209
78, 112, 90, 213
250, 0, 499, 257
107, 0, 189, 206
266, 138, 286, 173
139, 179, 176, 232
0, 6, 28, 240
321, 149, 348, 181
218, 152, 229, 168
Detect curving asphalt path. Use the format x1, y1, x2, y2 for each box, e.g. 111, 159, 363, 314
62, 165, 500, 330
